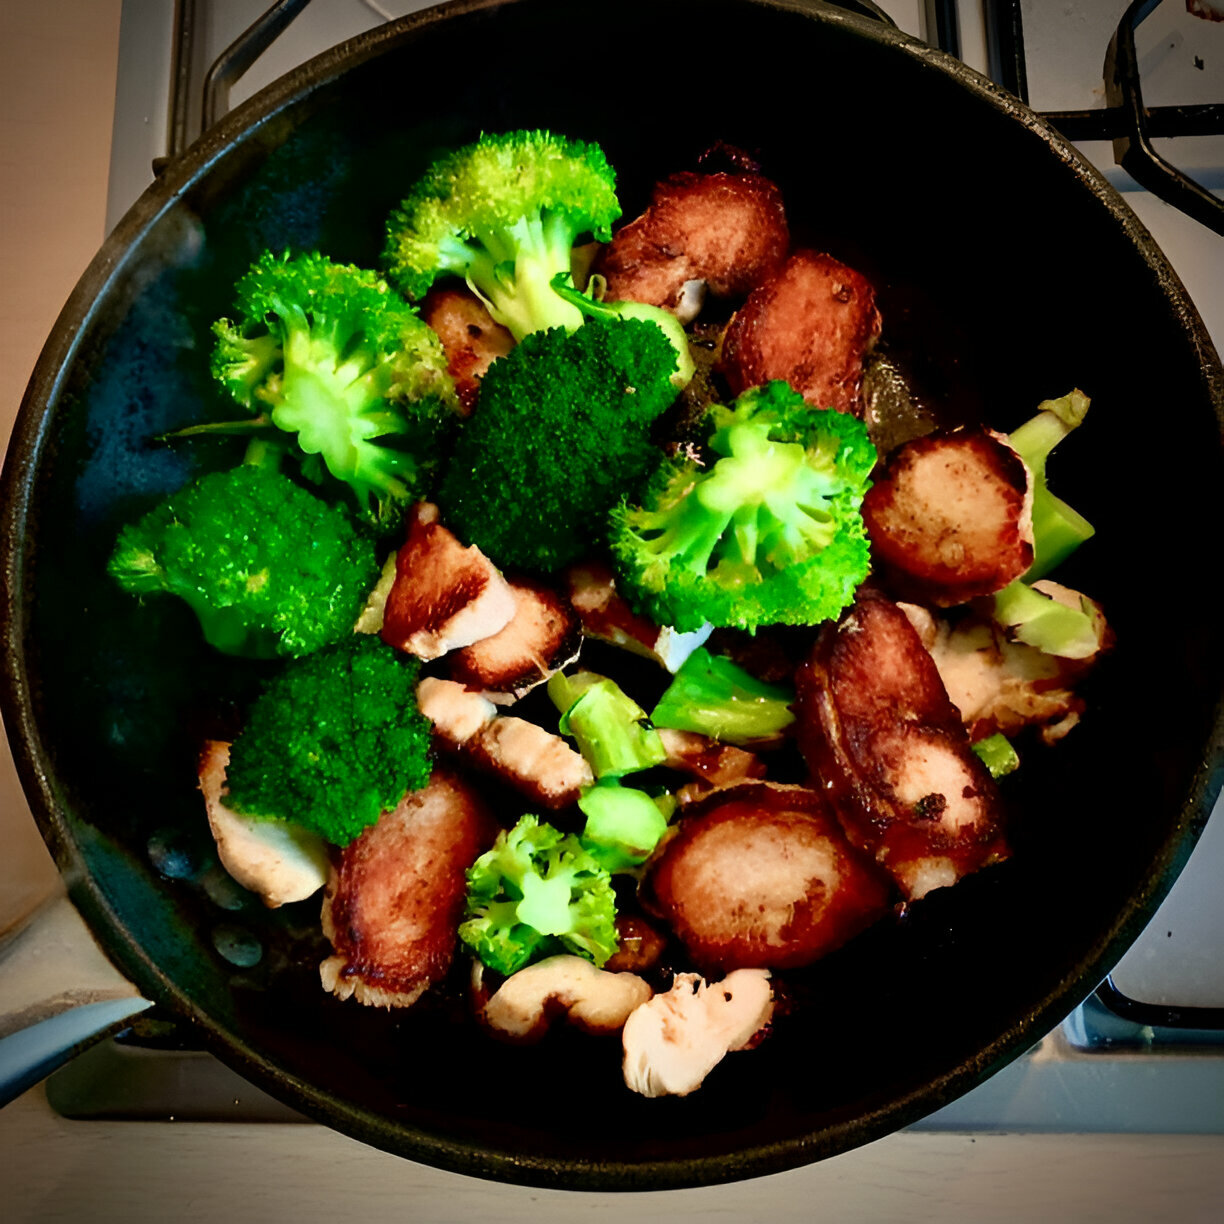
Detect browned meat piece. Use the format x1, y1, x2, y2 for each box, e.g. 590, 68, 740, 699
447, 576, 582, 704
320, 769, 498, 1008
796, 591, 1009, 901
861, 428, 1033, 606
380, 502, 515, 661
657, 728, 768, 803
603, 913, 668, 974
718, 250, 881, 414
417, 677, 594, 809
641, 781, 892, 972
563, 559, 711, 671
599, 172, 788, 318
421, 286, 513, 413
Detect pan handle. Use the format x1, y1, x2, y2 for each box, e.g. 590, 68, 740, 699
0, 894, 150, 1108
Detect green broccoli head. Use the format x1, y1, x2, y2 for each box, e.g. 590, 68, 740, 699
459, 813, 619, 975
211, 250, 459, 528
384, 130, 621, 341
610, 381, 876, 633
223, 635, 432, 846
437, 315, 678, 573
107, 464, 381, 659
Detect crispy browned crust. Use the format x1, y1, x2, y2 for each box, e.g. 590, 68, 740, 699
718, 249, 881, 414
795, 591, 1009, 900
599, 172, 789, 312
657, 728, 768, 792
320, 769, 498, 1008
861, 428, 1033, 606
641, 781, 892, 972
421, 286, 513, 414
447, 576, 582, 702
380, 502, 514, 660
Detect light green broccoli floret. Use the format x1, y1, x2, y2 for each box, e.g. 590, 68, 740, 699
610, 380, 876, 633
223, 635, 432, 847
548, 670, 666, 779
384, 130, 621, 341
107, 463, 380, 659
577, 781, 672, 874
210, 250, 459, 528
459, 814, 618, 975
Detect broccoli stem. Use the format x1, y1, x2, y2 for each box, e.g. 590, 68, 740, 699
650, 647, 796, 745
1007, 389, 1094, 579
971, 733, 1020, 779
555, 675, 667, 779
992, 581, 1103, 659
578, 781, 671, 873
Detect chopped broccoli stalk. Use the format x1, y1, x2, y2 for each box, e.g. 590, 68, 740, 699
549, 271, 695, 387
1007, 389, 1094, 580
224, 636, 432, 846
971, 733, 1020, 779
384, 130, 622, 341
436, 315, 679, 572
546, 669, 606, 714
107, 464, 381, 659
578, 780, 671, 873
210, 250, 459, 528
650, 647, 796, 745
992, 580, 1105, 659
610, 381, 875, 633
459, 814, 618, 975
555, 675, 666, 779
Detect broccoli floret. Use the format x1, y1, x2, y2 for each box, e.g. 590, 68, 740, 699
459, 814, 618, 975
107, 464, 380, 659
992, 579, 1106, 659
610, 381, 876, 633
384, 130, 621, 341
1007, 388, 1094, 580
224, 635, 432, 846
436, 315, 679, 572
549, 271, 695, 388
650, 647, 796, 745
210, 250, 459, 527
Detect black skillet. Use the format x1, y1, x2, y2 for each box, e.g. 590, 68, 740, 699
2, 0, 1222, 1192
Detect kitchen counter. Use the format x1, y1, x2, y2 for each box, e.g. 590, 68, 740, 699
3, 3, 1224, 1219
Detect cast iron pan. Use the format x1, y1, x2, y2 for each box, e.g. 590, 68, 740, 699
3, 0, 1223, 1191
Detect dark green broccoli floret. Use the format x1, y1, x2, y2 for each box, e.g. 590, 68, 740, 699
459, 814, 618, 975
210, 250, 459, 527
650, 647, 796, 745
224, 636, 432, 847
107, 463, 380, 659
384, 130, 621, 341
437, 315, 678, 572
610, 381, 876, 633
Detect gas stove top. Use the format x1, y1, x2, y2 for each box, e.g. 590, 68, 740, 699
42, 0, 1224, 1132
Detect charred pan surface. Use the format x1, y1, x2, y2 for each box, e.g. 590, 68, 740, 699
718, 249, 881, 414
380, 502, 516, 661
796, 590, 1009, 901
447, 576, 582, 703
861, 429, 1033, 606
320, 769, 499, 1008
641, 780, 892, 972
599, 172, 789, 314
422, 286, 514, 414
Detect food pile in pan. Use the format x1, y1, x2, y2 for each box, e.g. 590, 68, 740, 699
109, 131, 1109, 1098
